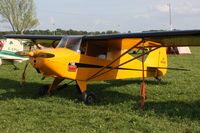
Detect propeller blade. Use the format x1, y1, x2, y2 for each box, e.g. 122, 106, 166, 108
16, 51, 34, 57
16, 51, 54, 58
21, 60, 29, 85
29, 45, 32, 51
36, 52, 55, 58
16, 51, 29, 56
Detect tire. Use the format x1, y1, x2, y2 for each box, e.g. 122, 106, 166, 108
82, 92, 96, 105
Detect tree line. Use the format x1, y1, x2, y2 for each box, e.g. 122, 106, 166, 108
0, 0, 168, 38
24, 29, 120, 35
0, 29, 120, 38
0, 0, 120, 36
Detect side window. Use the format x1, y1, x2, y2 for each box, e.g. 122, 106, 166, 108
80, 43, 87, 54
85, 43, 107, 59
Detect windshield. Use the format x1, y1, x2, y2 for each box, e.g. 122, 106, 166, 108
57, 36, 82, 52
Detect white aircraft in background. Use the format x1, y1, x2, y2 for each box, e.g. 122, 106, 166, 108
0, 39, 28, 69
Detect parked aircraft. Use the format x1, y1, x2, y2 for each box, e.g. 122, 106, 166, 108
0, 39, 28, 69
4, 30, 200, 106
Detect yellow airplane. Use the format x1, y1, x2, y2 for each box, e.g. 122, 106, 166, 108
4, 30, 200, 106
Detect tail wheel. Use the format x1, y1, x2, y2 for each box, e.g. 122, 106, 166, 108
82, 92, 96, 105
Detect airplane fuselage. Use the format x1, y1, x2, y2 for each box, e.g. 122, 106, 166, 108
29, 47, 167, 81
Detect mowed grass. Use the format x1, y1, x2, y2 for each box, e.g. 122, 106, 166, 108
0, 47, 200, 133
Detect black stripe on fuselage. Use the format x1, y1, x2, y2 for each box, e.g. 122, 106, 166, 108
75, 63, 149, 71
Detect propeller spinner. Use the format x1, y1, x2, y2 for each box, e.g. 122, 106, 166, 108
16, 50, 55, 85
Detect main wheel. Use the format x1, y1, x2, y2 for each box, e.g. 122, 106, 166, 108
38, 85, 49, 96
82, 92, 96, 105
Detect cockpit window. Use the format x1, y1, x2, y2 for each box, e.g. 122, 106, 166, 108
57, 36, 83, 52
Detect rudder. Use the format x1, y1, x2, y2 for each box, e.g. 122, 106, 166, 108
145, 47, 168, 77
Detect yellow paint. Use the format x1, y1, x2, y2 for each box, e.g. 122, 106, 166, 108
27, 38, 168, 92
76, 81, 87, 93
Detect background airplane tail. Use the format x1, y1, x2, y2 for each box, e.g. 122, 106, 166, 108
145, 47, 168, 77
1, 39, 24, 52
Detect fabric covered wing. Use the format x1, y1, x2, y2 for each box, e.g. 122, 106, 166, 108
83, 30, 200, 48
4, 30, 200, 49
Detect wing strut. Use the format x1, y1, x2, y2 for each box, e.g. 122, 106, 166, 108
86, 38, 159, 108
140, 41, 146, 109
86, 39, 143, 81
87, 47, 160, 80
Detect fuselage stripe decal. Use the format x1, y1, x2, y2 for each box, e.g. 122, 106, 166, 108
75, 63, 149, 71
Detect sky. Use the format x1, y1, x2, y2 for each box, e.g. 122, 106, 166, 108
1, 0, 200, 32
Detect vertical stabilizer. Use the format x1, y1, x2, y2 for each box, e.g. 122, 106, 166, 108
145, 47, 168, 77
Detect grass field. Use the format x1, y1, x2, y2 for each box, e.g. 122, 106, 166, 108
0, 47, 200, 133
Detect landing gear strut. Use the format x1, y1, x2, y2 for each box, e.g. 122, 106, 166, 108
38, 78, 65, 96
76, 80, 96, 105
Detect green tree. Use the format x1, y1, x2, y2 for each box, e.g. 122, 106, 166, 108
0, 0, 39, 34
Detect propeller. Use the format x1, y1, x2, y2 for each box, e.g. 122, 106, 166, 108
16, 44, 55, 85
20, 44, 32, 85
16, 51, 30, 56
21, 60, 29, 85
35, 52, 55, 58
16, 51, 55, 58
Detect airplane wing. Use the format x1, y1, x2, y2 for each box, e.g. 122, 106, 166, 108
4, 30, 200, 48
82, 30, 200, 48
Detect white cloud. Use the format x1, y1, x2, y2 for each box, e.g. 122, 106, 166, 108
156, 4, 169, 13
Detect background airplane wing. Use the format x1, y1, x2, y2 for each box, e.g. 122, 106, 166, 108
4, 34, 63, 40
4, 34, 63, 47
